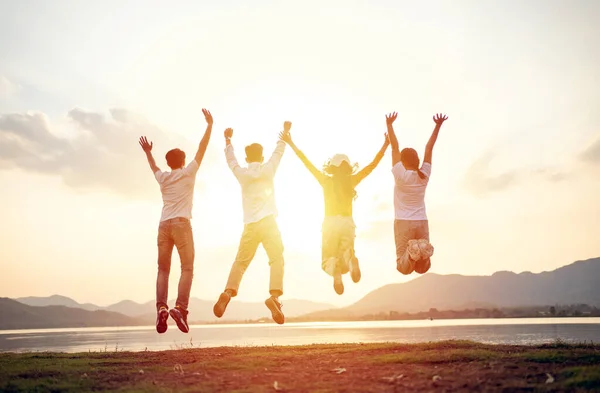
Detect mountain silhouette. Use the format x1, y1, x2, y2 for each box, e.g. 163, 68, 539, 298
8, 257, 599, 328
302, 257, 600, 319
0, 298, 145, 330
15, 296, 335, 323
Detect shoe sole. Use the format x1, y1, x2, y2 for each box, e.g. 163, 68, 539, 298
169, 310, 189, 333
156, 311, 169, 334
265, 298, 285, 325
407, 240, 421, 261
213, 292, 231, 318
350, 258, 361, 283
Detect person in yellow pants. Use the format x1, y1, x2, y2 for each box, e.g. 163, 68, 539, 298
279, 129, 389, 295
213, 122, 292, 325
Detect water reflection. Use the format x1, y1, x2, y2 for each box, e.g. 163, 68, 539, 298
1, 318, 598, 353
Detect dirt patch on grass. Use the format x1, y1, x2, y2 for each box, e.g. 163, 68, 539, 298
1, 341, 599, 392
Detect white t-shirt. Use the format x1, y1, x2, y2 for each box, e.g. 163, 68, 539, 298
154, 160, 199, 222
392, 162, 431, 220
225, 141, 285, 225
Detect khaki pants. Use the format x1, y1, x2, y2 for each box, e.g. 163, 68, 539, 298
394, 219, 431, 275
321, 216, 356, 276
225, 215, 284, 297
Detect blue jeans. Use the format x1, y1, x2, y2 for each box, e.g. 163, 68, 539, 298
156, 217, 195, 312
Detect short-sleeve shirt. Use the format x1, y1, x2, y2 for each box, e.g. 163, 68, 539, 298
154, 160, 199, 222
392, 162, 432, 220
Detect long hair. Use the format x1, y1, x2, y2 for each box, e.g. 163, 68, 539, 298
400, 148, 426, 179
323, 160, 358, 201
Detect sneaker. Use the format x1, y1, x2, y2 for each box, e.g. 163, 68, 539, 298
265, 296, 285, 325
213, 291, 231, 318
156, 307, 169, 334
333, 274, 344, 295
169, 307, 189, 333
407, 239, 422, 261
350, 256, 361, 283
417, 239, 434, 259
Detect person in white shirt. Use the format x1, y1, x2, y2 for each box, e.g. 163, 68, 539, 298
138, 108, 213, 334
386, 112, 448, 275
212, 122, 291, 325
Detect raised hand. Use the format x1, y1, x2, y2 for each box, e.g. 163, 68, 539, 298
433, 113, 448, 125
224, 128, 234, 139
384, 133, 390, 145
202, 108, 213, 126
386, 112, 398, 125
279, 130, 292, 144
283, 121, 292, 132
139, 136, 153, 152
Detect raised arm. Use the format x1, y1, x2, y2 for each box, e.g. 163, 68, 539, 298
352, 134, 390, 186
262, 121, 291, 178
193, 108, 214, 165
224, 128, 246, 180
279, 130, 325, 185
139, 136, 160, 173
423, 113, 448, 164
385, 112, 401, 166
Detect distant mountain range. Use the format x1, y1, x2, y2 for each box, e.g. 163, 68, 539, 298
0, 298, 146, 330
14, 295, 335, 325
301, 257, 600, 320
5, 257, 599, 329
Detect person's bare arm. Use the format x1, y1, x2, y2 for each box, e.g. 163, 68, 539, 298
279, 130, 325, 184
385, 112, 401, 166
353, 134, 390, 186
193, 108, 214, 165
139, 136, 160, 173
423, 113, 448, 164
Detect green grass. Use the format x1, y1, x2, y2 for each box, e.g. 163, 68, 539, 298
1, 341, 599, 392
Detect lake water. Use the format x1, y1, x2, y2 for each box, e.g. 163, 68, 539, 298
1, 318, 599, 353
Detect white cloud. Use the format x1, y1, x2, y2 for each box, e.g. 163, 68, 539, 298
0, 108, 195, 199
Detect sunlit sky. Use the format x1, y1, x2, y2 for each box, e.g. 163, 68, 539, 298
1, 0, 599, 308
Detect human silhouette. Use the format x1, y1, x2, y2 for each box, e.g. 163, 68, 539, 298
386, 112, 448, 274
138, 108, 213, 333
279, 130, 389, 294
213, 122, 291, 324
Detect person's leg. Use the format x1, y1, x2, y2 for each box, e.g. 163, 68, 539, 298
173, 219, 195, 311
168, 219, 195, 333
225, 223, 261, 296
414, 220, 432, 274
214, 223, 260, 318
156, 221, 174, 333
321, 218, 344, 295
156, 222, 174, 311
261, 216, 285, 325
395, 220, 417, 274
260, 216, 285, 298
340, 218, 359, 283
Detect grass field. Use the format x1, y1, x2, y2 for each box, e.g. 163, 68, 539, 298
1, 340, 599, 392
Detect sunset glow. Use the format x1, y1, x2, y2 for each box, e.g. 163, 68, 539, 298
0, 0, 599, 308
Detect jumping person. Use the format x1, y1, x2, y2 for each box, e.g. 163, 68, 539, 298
279, 130, 389, 295
385, 112, 448, 275
213, 122, 291, 325
138, 108, 213, 334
